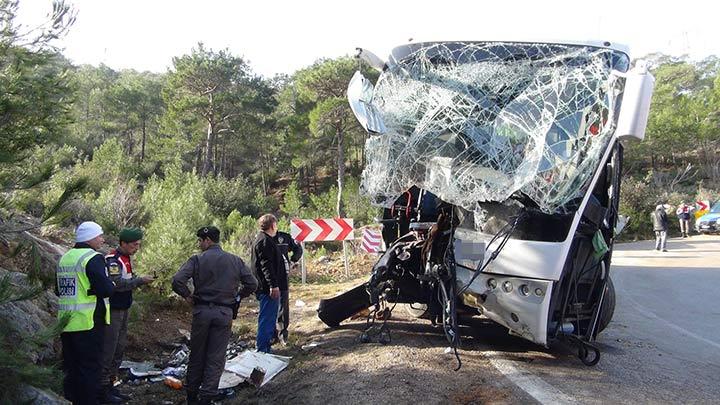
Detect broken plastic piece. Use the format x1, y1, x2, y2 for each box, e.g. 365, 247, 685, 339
161, 366, 186, 379
163, 376, 183, 390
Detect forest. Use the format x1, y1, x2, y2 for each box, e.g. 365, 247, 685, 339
1, 1, 720, 398
3, 2, 720, 281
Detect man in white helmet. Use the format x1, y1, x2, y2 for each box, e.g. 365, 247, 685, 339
56, 221, 115, 405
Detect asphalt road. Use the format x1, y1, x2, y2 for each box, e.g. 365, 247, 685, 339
474, 234, 720, 404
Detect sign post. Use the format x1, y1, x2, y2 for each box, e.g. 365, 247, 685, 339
342, 241, 349, 277
300, 241, 306, 284
291, 218, 354, 284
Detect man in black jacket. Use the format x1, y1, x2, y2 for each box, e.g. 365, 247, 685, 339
652, 204, 669, 252
251, 214, 283, 353
273, 230, 302, 344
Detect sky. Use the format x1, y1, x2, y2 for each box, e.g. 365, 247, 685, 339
16, 0, 720, 78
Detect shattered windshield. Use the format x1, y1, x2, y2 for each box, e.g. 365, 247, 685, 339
360, 42, 630, 215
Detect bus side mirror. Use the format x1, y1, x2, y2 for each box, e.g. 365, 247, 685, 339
616, 61, 655, 141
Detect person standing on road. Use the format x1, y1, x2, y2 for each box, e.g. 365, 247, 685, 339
251, 214, 283, 353
676, 201, 694, 238
273, 229, 303, 345
99, 228, 154, 404
57, 221, 114, 405
652, 204, 669, 252
172, 226, 257, 405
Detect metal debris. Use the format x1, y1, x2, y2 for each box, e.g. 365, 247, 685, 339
167, 344, 189, 366
178, 328, 191, 341
119, 361, 163, 378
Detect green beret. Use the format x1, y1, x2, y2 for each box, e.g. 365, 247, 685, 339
119, 227, 143, 243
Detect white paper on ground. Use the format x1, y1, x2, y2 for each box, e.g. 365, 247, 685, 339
218, 371, 245, 389
219, 350, 291, 388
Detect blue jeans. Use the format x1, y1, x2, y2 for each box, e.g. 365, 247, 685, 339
256, 294, 279, 353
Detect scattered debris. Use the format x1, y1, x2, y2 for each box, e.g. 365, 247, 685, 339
162, 366, 186, 379
301, 342, 324, 351
295, 299, 306, 307
167, 344, 189, 366
178, 328, 191, 341
120, 361, 163, 378
219, 351, 291, 389
164, 376, 183, 390
119, 326, 287, 394
225, 339, 249, 358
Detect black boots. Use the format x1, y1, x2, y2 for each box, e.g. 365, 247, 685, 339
99, 386, 125, 404
110, 386, 131, 401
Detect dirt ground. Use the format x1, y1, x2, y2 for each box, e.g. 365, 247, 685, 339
118, 264, 540, 405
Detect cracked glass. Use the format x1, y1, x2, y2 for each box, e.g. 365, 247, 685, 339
359, 42, 630, 215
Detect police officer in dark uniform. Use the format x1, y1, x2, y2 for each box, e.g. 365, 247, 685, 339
172, 226, 257, 405
100, 228, 153, 403
273, 230, 302, 344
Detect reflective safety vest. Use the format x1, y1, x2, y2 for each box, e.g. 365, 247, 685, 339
57, 248, 110, 332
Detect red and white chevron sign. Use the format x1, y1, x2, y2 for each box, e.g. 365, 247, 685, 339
291, 218, 354, 242
361, 228, 382, 253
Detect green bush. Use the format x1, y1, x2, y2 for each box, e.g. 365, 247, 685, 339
342, 177, 381, 227
252, 191, 278, 217
75, 138, 134, 194
135, 163, 215, 293
224, 211, 258, 259
8, 145, 79, 216
307, 186, 337, 218
90, 178, 143, 236
619, 176, 656, 240
280, 181, 304, 218
204, 176, 257, 218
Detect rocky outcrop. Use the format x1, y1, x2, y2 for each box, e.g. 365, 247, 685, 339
0, 218, 71, 401
18, 385, 71, 405
22, 230, 67, 283
0, 267, 60, 362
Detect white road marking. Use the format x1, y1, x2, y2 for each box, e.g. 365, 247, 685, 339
621, 292, 720, 351
486, 352, 577, 405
